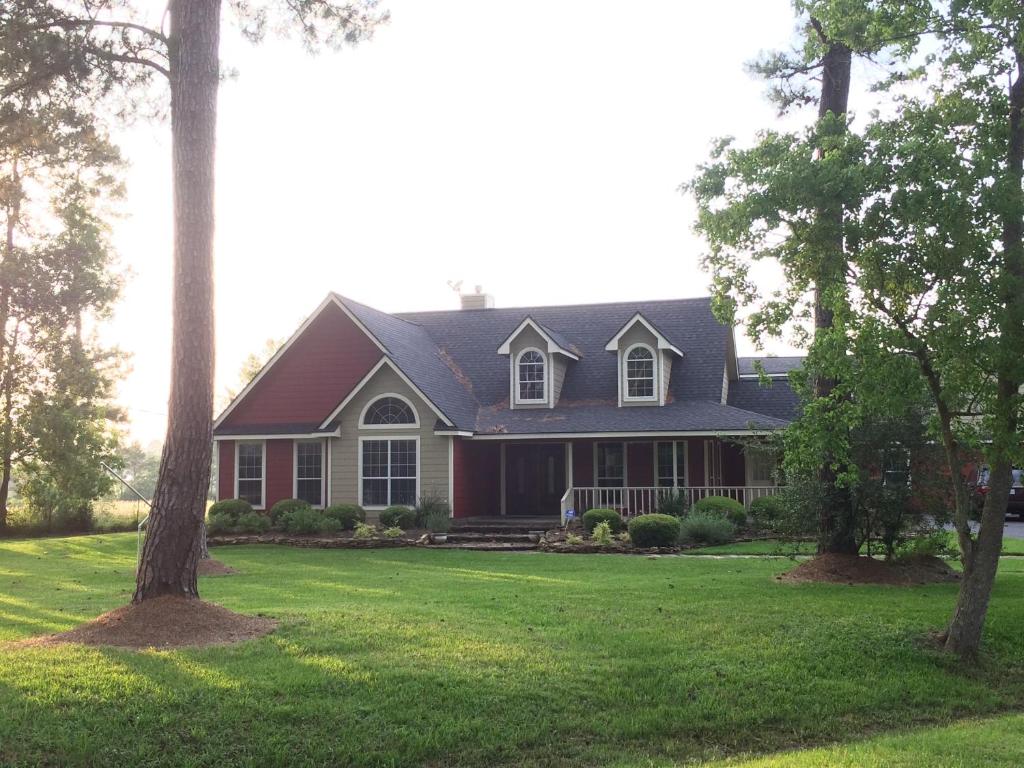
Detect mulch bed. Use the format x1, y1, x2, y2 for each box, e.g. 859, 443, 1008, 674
197, 558, 237, 576
780, 553, 960, 586
208, 533, 417, 548
12, 596, 277, 650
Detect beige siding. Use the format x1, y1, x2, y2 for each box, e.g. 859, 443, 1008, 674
721, 364, 729, 404
662, 353, 673, 404
551, 356, 567, 405
328, 365, 450, 513
617, 323, 660, 406
509, 325, 550, 408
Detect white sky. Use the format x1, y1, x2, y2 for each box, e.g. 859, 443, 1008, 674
110, 0, 807, 444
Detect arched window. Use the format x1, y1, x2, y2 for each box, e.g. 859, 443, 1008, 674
363, 395, 417, 426
625, 345, 656, 400
516, 348, 546, 402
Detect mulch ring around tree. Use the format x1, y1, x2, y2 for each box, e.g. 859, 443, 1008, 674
12, 596, 277, 651
197, 558, 237, 576
780, 553, 960, 586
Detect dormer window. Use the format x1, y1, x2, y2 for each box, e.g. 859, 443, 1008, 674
516, 349, 547, 403
625, 344, 656, 400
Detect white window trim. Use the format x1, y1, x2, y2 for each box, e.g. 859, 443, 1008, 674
234, 439, 266, 510
357, 435, 421, 510
745, 447, 777, 487
623, 343, 658, 403
359, 392, 421, 429
293, 439, 326, 508
704, 439, 724, 486
593, 441, 628, 487
514, 347, 548, 405
654, 440, 689, 487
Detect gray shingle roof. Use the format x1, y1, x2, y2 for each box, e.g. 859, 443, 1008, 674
737, 356, 805, 376
728, 378, 801, 422
261, 294, 800, 436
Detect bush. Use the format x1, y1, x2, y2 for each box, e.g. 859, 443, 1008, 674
281, 506, 325, 534
679, 513, 736, 545
414, 494, 450, 527
425, 509, 451, 534
692, 495, 747, 527
208, 498, 253, 523
748, 495, 785, 530
566, 533, 583, 545
591, 521, 614, 546
319, 517, 342, 535
656, 491, 688, 517
235, 511, 271, 534
206, 512, 234, 535
582, 508, 624, 534
270, 498, 312, 529
380, 505, 416, 529
628, 514, 681, 548
382, 526, 404, 538
324, 504, 365, 530
353, 522, 376, 539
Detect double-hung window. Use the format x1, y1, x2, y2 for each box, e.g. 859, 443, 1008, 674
656, 441, 687, 487
295, 441, 324, 506
236, 442, 265, 508
596, 442, 625, 488
361, 438, 418, 507
625, 345, 656, 400
516, 349, 546, 403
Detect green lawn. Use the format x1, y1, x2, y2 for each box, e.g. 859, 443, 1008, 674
684, 539, 817, 556
2, 534, 1024, 767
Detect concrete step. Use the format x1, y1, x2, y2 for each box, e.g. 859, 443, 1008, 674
429, 541, 538, 552
450, 517, 559, 535
446, 532, 537, 543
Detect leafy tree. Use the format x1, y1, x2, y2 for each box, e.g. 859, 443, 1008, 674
688, 0, 931, 554
117, 441, 161, 501
1, 1, 388, 600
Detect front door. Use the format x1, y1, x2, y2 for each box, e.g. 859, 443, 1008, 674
505, 443, 566, 516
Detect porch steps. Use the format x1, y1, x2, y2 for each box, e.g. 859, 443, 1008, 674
430, 541, 538, 552
449, 517, 559, 535
446, 532, 537, 544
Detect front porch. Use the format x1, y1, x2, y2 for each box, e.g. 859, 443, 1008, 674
451, 435, 781, 519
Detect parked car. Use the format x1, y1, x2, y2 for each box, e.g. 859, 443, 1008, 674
973, 466, 1024, 518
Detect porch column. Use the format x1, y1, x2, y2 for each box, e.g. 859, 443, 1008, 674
499, 443, 507, 516
565, 441, 573, 488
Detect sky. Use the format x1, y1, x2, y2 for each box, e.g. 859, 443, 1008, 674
109, 0, 807, 445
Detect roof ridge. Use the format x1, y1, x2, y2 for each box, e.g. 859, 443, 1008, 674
331, 292, 424, 329
393, 295, 712, 317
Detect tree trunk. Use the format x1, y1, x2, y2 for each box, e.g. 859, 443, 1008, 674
943, 46, 1024, 657
134, 0, 221, 602
812, 28, 857, 555
0, 159, 17, 533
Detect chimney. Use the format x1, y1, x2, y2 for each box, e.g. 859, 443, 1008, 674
460, 285, 494, 310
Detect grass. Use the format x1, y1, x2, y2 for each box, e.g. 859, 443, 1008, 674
2, 535, 1024, 767
684, 539, 817, 556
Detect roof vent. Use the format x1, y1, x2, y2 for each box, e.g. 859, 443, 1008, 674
460, 285, 494, 310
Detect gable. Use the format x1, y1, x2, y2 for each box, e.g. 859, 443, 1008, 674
219, 301, 383, 428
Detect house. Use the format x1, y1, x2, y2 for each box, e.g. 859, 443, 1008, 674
213, 292, 801, 521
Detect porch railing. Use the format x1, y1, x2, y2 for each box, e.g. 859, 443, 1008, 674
560, 485, 782, 526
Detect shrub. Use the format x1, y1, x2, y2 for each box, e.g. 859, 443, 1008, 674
748, 495, 786, 530
679, 513, 736, 545
566, 533, 583, 545
319, 517, 342, 535
617, 531, 631, 544
380, 505, 416, 529
628, 514, 680, 548
353, 522, 376, 539
591, 521, 614, 546
206, 512, 234, 535
281, 506, 324, 534
656, 491, 688, 517
382, 526, 404, 538
324, 504, 365, 530
235, 511, 271, 534
208, 498, 252, 523
270, 498, 312, 529
692, 495, 747, 527
582, 508, 624, 534
414, 494, 451, 527
425, 509, 451, 534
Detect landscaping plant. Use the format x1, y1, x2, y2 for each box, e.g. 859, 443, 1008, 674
627, 514, 680, 548
692, 496, 747, 527
324, 504, 366, 530
281, 507, 325, 535
270, 499, 312, 529
656, 491, 687, 517
353, 522, 376, 540
591, 521, 614, 546
582, 508, 624, 534
380, 506, 416, 529
680, 514, 736, 546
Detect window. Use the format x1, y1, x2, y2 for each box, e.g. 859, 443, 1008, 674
596, 442, 625, 488
516, 349, 546, 402
364, 396, 417, 426
625, 345, 656, 400
747, 448, 776, 485
361, 438, 417, 507
881, 446, 910, 487
656, 441, 687, 486
236, 442, 264, 507
295, 441, 324, 506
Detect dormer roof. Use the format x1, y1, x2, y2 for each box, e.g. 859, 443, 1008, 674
496, 317, 580, 360
603, 312, 684, 356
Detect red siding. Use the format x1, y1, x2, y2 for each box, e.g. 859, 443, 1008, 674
266, 439, 294, 509
221, 301, 382, 428
722, 442, 745, 486
627, 442, 654, 486
687, 438, 705, 486
451, 438, 501, 517
217, 440, 235, 500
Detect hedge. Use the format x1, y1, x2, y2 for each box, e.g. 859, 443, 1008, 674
627, 514, 680, 548
207, 498, 253, 523
270, 498, 312, 528
748, 495, 785, 529
379, 505, 416, 529
582, 508, 624, 534
679, 513, 735, 545
692, 495, 747, 527
324, 504, 366, 530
